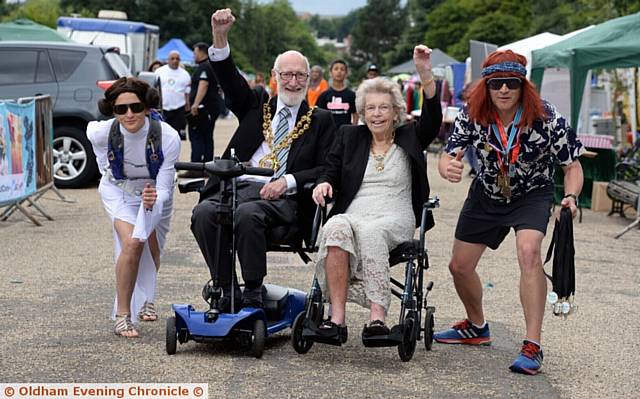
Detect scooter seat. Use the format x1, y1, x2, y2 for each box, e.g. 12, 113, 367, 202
263, 284, 289, 321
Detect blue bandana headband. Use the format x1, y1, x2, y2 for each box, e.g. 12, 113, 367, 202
481, 62, 527, 77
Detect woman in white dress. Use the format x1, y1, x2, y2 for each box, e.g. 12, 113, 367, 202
310, 45, 442, 343
87, 77, 181, 338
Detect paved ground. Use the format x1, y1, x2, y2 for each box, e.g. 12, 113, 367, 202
1, 117, 639, 398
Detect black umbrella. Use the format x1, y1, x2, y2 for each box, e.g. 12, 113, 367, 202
543, 207, 576, 317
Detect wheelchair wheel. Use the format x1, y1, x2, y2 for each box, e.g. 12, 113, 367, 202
166, 316, 177, 355
424, 307, 435, 351
251, 319, 266, 358
291, 312, 314, 354
398, 313, 417, 362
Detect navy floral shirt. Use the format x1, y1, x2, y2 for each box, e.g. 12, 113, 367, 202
446, 100, 584, 202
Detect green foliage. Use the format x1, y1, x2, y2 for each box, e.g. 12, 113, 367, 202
2, 0, 61, 27
351, 0, 406, 67
385, 0, 442, 67
229, 0, 326, 73
423, 0, 533, 61
423, 0, 640, 62
6, 0, 640, 78
0, 0, 19, 20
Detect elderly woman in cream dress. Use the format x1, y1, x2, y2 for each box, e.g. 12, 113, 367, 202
87, 77, 180, 338
310, 45, 442, 343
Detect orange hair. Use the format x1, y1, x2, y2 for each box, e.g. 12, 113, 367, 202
467, 50, 545, 128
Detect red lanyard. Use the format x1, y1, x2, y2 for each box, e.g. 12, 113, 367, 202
492, 114, 521, 172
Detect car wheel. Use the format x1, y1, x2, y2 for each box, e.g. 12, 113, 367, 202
52, 125, 97, 188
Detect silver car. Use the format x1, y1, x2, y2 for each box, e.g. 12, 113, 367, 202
0, 41, 135, 188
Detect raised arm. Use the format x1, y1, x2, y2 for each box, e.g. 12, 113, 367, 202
413, 45, 442, 149
209, 8, 255, 120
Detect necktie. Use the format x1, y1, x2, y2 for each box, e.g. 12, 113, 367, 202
274, 107, 291, 178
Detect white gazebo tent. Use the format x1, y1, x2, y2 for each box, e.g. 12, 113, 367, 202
498, 28, 593, 128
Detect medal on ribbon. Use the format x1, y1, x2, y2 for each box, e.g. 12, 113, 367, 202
489, 106, 523, 199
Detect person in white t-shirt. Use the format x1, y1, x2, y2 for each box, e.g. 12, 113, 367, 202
155, 51, 191, 140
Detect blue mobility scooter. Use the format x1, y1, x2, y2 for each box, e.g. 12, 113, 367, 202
166, 156, 319, 358
292, 198, 440, 362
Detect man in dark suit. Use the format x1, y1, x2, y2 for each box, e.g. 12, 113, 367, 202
191, 8, 336, 310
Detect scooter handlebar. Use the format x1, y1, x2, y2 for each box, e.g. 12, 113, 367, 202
175, 161, 203, 171
175, 160, 273, 178
244, 166, 274, 177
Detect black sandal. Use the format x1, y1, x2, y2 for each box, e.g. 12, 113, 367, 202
362, 320, 390, 338
302, 319, 348, 346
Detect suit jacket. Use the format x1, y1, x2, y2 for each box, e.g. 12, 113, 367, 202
201, 54, 336, 238
318, 94, 443, 228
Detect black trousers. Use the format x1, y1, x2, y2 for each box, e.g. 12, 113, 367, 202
190, 180, 297, 288
163, 108, 187, 132
187, 110, 219, 162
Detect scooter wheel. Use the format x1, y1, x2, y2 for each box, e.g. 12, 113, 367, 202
251, 319, 266, 358
291, 311, 313, 354
166, 316, 177, 355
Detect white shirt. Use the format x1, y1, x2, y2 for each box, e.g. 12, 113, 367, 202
209, 44, 298, 192
155, 64, 191, 111
87, 117, 181, 240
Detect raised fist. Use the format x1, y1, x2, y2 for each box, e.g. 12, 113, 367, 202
211, 8, 235, 37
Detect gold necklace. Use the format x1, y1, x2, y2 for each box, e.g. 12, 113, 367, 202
370, 131, 395, 172
259, 103, 314, 171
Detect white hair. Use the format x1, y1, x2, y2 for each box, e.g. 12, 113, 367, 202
273, 50, 310, 73
355, 77, 407, 126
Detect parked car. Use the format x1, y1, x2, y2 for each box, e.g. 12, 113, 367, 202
0, 41, 135, 188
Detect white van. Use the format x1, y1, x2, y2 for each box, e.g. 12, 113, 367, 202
57, 15, 159, 75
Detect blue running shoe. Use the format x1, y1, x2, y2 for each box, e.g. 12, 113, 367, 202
433, 319, 491, 345
509, 340, 544, 375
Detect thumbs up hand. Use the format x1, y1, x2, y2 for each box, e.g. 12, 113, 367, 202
446, 150, 465, 183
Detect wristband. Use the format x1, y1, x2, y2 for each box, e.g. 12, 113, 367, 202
563, 193, 578, 202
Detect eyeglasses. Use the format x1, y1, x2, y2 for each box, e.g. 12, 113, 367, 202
364, 103, 393, 114
277, 71, 309, 82
487, 77, 522, 90
113, 102, 145, 115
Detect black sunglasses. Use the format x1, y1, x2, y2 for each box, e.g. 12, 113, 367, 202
113, 102, 146, 115
487, 78, 522, 90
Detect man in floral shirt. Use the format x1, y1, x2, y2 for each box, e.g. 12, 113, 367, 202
434, 50, 584, 375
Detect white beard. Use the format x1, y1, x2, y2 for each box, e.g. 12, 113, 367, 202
277, 86, 307, 106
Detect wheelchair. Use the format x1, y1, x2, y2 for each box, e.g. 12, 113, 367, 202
166, 155, 319, 358
291, 197, 440, 362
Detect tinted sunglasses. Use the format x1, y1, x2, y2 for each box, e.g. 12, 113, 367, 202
113, 102, 145, 115
486, 77, 522, 90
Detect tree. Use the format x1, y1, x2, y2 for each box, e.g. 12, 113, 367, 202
423, 0, 533, 61
386, 0, 444, 68
350, 0, 406, 68
3, 0, 62, 27
227, 0, 327, 73
0, 0, 20, 21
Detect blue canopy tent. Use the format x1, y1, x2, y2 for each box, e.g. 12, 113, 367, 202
157, 38, 193, 65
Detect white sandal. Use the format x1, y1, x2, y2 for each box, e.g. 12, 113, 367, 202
138, 302, 158, 322
114, 314, 139, 337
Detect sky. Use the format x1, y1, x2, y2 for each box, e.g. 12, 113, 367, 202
258, 0, 369, 16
